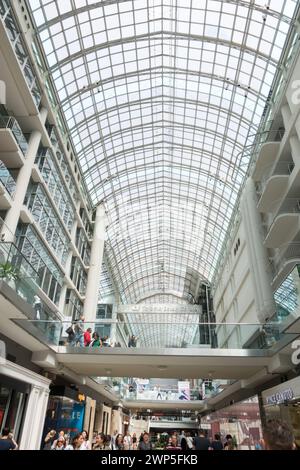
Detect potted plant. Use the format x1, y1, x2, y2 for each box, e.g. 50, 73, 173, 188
0, 262, 20, 288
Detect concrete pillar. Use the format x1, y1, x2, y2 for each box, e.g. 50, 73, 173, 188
83, 396, 96, 441
39, 107, 48, 126
83, 204, 106, 322
58, 284, 68, 316
289, 135, 300, 163
281, 103, 292, 129
58, 250, 73, 316
2, 128, 43, 242
111, 407, 123, 435
19, 385, 50, 450
241, 178, 276, 322
110, 303, 118, 346
94, 404, 104, 433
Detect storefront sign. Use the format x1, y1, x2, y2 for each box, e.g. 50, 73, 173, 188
117, 304, 202, 314
266, 388, 294, 405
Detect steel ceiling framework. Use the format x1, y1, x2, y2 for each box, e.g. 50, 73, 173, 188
27, 0, 298, 313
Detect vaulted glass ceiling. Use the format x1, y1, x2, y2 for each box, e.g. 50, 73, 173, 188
28, 0, 298, 304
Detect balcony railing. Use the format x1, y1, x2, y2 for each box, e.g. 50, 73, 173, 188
10, 319, 299, 353
0, 115, 28, 155
0, 242, 60, 321
256, 161, 294, 198
263, 198, 300, 234
0, 160, 16, 196
100, 378, 235, 402
0, 1, 42, 107
271, 242, 300, 273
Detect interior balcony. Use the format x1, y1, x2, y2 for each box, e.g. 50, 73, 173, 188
0, 160, 16, 209
264, 198, 300, 248
252, 141, 281, 182
257, 161, 294, 213
271, 242, 300, 289
0, 115, 27, 167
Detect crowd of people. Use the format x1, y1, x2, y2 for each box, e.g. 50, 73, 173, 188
0, 419, 297, 451
65, 315, 137, 349
42, 429, 151, 450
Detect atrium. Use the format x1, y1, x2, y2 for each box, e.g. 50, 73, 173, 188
0, 0, 300, 451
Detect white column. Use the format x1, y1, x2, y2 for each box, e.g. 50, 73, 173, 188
83, 204, 106, 322
111, 407, 123, 434
241, 178, 276, 322
58, 250, 73, 315
110, 303, 118, 345
19, 385, 50, 450
1, 128, 43, 242
281, 103, 292, 129
290, 135, 300, 163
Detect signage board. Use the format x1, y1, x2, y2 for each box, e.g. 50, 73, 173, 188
266, 388, 294, 405
117, 304, 202, 314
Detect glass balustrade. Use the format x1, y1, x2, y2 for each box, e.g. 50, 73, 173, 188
0, 115, 28, 155
10, 319, 299, 353
0, 161, 16, 196
0, 242, 60, 324
0, 1, 42, 107
92, 376, 234, 403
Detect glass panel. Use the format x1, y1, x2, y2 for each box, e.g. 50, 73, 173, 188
27, 1, 299, 345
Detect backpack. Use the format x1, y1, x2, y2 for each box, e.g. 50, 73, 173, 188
66, 325, 74, 336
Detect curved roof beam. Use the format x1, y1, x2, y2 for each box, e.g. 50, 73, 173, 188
63, 65, 263, 108
33, 0, 292, 33
83, 135, 245, 177
136, 291, 194, 304
47, 32, 277, 73
27, 0, 299, 306
70, 92, 259, 136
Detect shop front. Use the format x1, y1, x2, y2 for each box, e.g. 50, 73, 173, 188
42, 386, 86, 446
261, 376, 300, 448
0, 376, 28, 442
0, 360, 51, 449
201, 396, 263, 449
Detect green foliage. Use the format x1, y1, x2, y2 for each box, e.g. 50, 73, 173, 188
0, 262, 20, 281
154, 434, 169, 449
232, 435, 238, 449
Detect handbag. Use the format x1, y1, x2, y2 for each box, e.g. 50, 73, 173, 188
66, 325, 74, 335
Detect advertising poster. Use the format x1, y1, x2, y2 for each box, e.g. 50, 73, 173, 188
178, 381, 190, 400
136, 379, 150, 399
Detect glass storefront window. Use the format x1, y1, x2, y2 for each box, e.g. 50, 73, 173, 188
0, 387, 27, 442
43, 396, 85, 444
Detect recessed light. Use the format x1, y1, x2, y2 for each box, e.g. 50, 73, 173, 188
158, 365, 167, 370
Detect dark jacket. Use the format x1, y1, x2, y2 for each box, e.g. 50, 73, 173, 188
193, 436, 211, 450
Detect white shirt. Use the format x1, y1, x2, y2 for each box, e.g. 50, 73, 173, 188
80, 440, 91, 450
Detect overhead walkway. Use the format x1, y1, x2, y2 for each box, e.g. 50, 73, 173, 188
0, 268, 299, 384
8, 317, 299, 380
